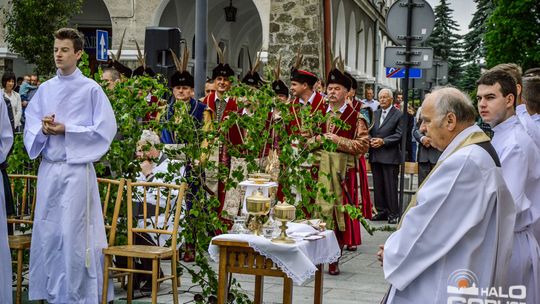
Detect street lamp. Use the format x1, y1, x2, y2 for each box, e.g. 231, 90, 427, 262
224, 0, 237, 22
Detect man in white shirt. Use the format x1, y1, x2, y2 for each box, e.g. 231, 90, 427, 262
362, 87, 379, 111
380, 87, 516, 303
477, 69, 540, 304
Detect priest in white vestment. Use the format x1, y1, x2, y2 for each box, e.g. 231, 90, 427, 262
24, 28, 117, 303
381, 88, 516, 304
477, 70, 540, 304
0, 99, 13, 303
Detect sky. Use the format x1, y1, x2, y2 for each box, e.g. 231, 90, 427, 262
425, 0, 476, 35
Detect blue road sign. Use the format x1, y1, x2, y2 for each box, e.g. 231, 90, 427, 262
96, 30, 108, 62
385, 67, 422, 79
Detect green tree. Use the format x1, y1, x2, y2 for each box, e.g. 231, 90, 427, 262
425, 0, 464, 84
484, 0, 540, 71
463, 0, 494, 62
458, 62, 481, 94
2, 0, 83, 75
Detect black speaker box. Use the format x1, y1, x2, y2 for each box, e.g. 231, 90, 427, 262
144, 27, 182, 82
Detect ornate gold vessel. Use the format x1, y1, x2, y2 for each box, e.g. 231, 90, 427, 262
272, 201, 296, 244
246, 189, 271, 235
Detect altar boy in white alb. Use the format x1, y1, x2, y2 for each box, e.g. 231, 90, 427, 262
24, 28, 117, 303
477, 69, 540, 304
381, 88, 516, 304
0, 99, 13, 303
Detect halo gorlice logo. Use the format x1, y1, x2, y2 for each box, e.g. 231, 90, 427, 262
447, 269, 480, 296
446, 269, 526, 304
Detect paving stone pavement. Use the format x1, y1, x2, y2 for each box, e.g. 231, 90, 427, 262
111, 222, 393, 304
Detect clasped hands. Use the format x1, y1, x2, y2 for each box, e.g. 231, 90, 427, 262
370, 137, 384, 148
42, 114, 65, 135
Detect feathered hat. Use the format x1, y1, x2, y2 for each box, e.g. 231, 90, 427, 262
169, 44, 194, 88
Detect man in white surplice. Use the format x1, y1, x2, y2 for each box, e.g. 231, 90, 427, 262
477, 69, 540, 304
24, 28, 117, 303
0, 99, 13, 303
379, 88, 516, 303
520, 76, 540, 239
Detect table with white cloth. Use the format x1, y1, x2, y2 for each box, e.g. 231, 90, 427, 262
209, 223, 341, 304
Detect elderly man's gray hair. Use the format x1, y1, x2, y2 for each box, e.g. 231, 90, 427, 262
432, 87, 477, 124
139, 129, 161, 145
378, 88, 394, 99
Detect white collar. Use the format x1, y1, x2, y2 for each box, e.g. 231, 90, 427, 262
439, 124, 482, 162
492, 115, 517, 133
300, 92, 316, 105
381, 106, 391, 113
326, 102, 347, 114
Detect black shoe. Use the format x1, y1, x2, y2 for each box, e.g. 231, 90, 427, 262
388, 216, 399, 225
371, 213, 388, 221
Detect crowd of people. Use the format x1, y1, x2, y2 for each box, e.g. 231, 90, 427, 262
0, 27, 539, 303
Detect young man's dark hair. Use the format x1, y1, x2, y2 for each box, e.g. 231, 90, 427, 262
522, 76, 540, 113
1, 71, 16, 88
523, 67, 540, 77
476, 70, 517, 99
53, 28, 84, 52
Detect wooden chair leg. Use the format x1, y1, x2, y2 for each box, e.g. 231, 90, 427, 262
151, 259, 159, 304
102, 255, 111, 304
127, 257, 134, 303
16, 249, 23, 304
171, 254, 179, 304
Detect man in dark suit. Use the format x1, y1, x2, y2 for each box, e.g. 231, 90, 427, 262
413, 105, 441, 184
369, 88, 403, 224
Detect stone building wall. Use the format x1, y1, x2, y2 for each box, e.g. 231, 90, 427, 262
269, 0, 325, 79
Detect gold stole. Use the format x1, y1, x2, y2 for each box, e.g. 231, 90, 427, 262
397, 131, 491, 228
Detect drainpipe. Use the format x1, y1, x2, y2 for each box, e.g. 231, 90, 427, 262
195, 0, 208, 99
323, 0, 332, 76
374, 18, 380, 93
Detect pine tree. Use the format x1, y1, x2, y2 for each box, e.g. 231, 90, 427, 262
463, 0, 494, 62
484, 0, 540, 70
458, 62, 481, 94
425, 0, 464, 85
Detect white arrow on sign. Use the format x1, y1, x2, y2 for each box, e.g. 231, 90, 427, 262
99, 34, 106, 58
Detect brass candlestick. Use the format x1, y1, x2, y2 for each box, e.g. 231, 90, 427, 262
272, 201, 296, 244
246, 189, 271, 236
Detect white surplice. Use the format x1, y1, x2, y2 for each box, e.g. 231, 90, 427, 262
24, 68, 117, 303
0, 100, 13, 304
516, 105, 540, 240
492, 115, 540, 304
384, 125, 516, 304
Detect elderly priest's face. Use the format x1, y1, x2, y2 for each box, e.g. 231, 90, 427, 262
420, 93, 454, 151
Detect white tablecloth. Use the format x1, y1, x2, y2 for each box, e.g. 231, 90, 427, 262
208, 223, 340, 285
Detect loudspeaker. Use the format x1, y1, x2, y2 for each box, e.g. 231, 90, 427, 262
144, 27, 182, 81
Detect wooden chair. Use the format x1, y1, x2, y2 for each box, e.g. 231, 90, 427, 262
98, 177, 128, 290
7, 174, 38, 304
97, 178, 126, 247
102, 180, 187, 304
